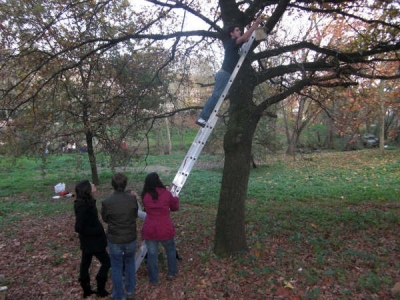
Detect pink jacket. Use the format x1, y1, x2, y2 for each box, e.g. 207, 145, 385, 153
141, 187, 179, 241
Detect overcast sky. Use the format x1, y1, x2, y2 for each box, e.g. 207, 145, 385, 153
132, 0, 214, 31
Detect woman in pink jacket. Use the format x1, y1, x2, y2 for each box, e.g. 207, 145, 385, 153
140, 172, 179, 285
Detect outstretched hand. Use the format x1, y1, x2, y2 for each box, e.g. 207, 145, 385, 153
130, 190, 139, 198
254, 16, 263, 26
238, 15, 264, 44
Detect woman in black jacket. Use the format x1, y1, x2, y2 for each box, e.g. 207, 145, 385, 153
74, 180, 110, 298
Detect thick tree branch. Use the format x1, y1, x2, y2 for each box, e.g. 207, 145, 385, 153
145, 0, 224, 33
253, 40, 400, 64
291, 1, 400, 30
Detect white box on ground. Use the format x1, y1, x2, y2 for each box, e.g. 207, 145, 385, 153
54, 183, 66, 193
0, 286, 7, 300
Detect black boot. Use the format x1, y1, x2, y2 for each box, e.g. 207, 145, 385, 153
79, 277, 95, 298
96, 276, 110, 298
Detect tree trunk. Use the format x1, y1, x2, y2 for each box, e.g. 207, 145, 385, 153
85, 130, 99, 185
379, 81, 385, 154
267, 104, 278, 153
214, 69, 259, 257
286, 131, 299, 155
324, 113, 334, 149
214, 139, 252, 255
165, 117, 172, 154
282, 103, 291, 146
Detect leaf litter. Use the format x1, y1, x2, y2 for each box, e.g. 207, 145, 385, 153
0, 187, 399, 299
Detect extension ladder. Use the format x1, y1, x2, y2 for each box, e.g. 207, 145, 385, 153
135, 27, 267, 272
170, 29, 261, 197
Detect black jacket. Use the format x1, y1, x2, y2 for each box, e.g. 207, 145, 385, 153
74, 199, 107, 252
101, 191, 138, 244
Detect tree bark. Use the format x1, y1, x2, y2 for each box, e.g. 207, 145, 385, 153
214, 67, 259, 256
214, 139, 252, 255
324, 113, 334, 149
379, 81, 385, 154
85, 130, 99, 185
165, 117, 172, 154
282, 104, 291, 147
286, 131, 299, 155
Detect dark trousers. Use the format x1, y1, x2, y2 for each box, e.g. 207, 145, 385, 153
80, 249, 111, 280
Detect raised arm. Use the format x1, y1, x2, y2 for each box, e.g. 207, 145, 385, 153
236, 16, 262, 44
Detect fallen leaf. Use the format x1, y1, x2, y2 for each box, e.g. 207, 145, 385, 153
284, 280, 295, 289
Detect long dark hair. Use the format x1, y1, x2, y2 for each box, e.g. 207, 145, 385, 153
75, 180, 94, 203
141, 172, 165, 201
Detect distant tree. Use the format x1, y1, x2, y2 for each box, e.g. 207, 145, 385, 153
0, 1, 175, 183
283, 93, 322, 154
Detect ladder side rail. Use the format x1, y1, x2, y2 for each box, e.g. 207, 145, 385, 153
172, 129, 213, 184
171, 138, 211, 196
171, 129, 211, 188
135, 241, 147, 272
135, 209, 147, 272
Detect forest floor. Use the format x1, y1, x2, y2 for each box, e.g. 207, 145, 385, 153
1, 181, 400, 300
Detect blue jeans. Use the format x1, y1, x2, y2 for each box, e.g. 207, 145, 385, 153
145, 238, 177, 284
108, 240, 137, 300
199, 69, 231, 121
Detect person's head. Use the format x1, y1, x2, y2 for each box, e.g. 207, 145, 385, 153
227, 25, 241, 39
75, 180, 94, 202
111, 173, 127, 192
141, 172, 165, 200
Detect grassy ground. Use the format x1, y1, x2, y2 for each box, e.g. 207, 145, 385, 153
0, 149, 399, 299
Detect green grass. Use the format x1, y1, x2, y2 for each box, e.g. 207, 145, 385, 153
247, 150, 399, 202
0, 149, 399, 298
136, 127, 199, 153
1, 149, 399, 217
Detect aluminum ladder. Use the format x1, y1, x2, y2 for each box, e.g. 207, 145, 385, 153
135, 28, 267, 272
170, 29, 261, 197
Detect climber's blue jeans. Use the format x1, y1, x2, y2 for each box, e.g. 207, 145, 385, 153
199, 69, 231, 121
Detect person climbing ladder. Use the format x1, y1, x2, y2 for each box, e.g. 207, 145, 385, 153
196, 16, 263, 127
